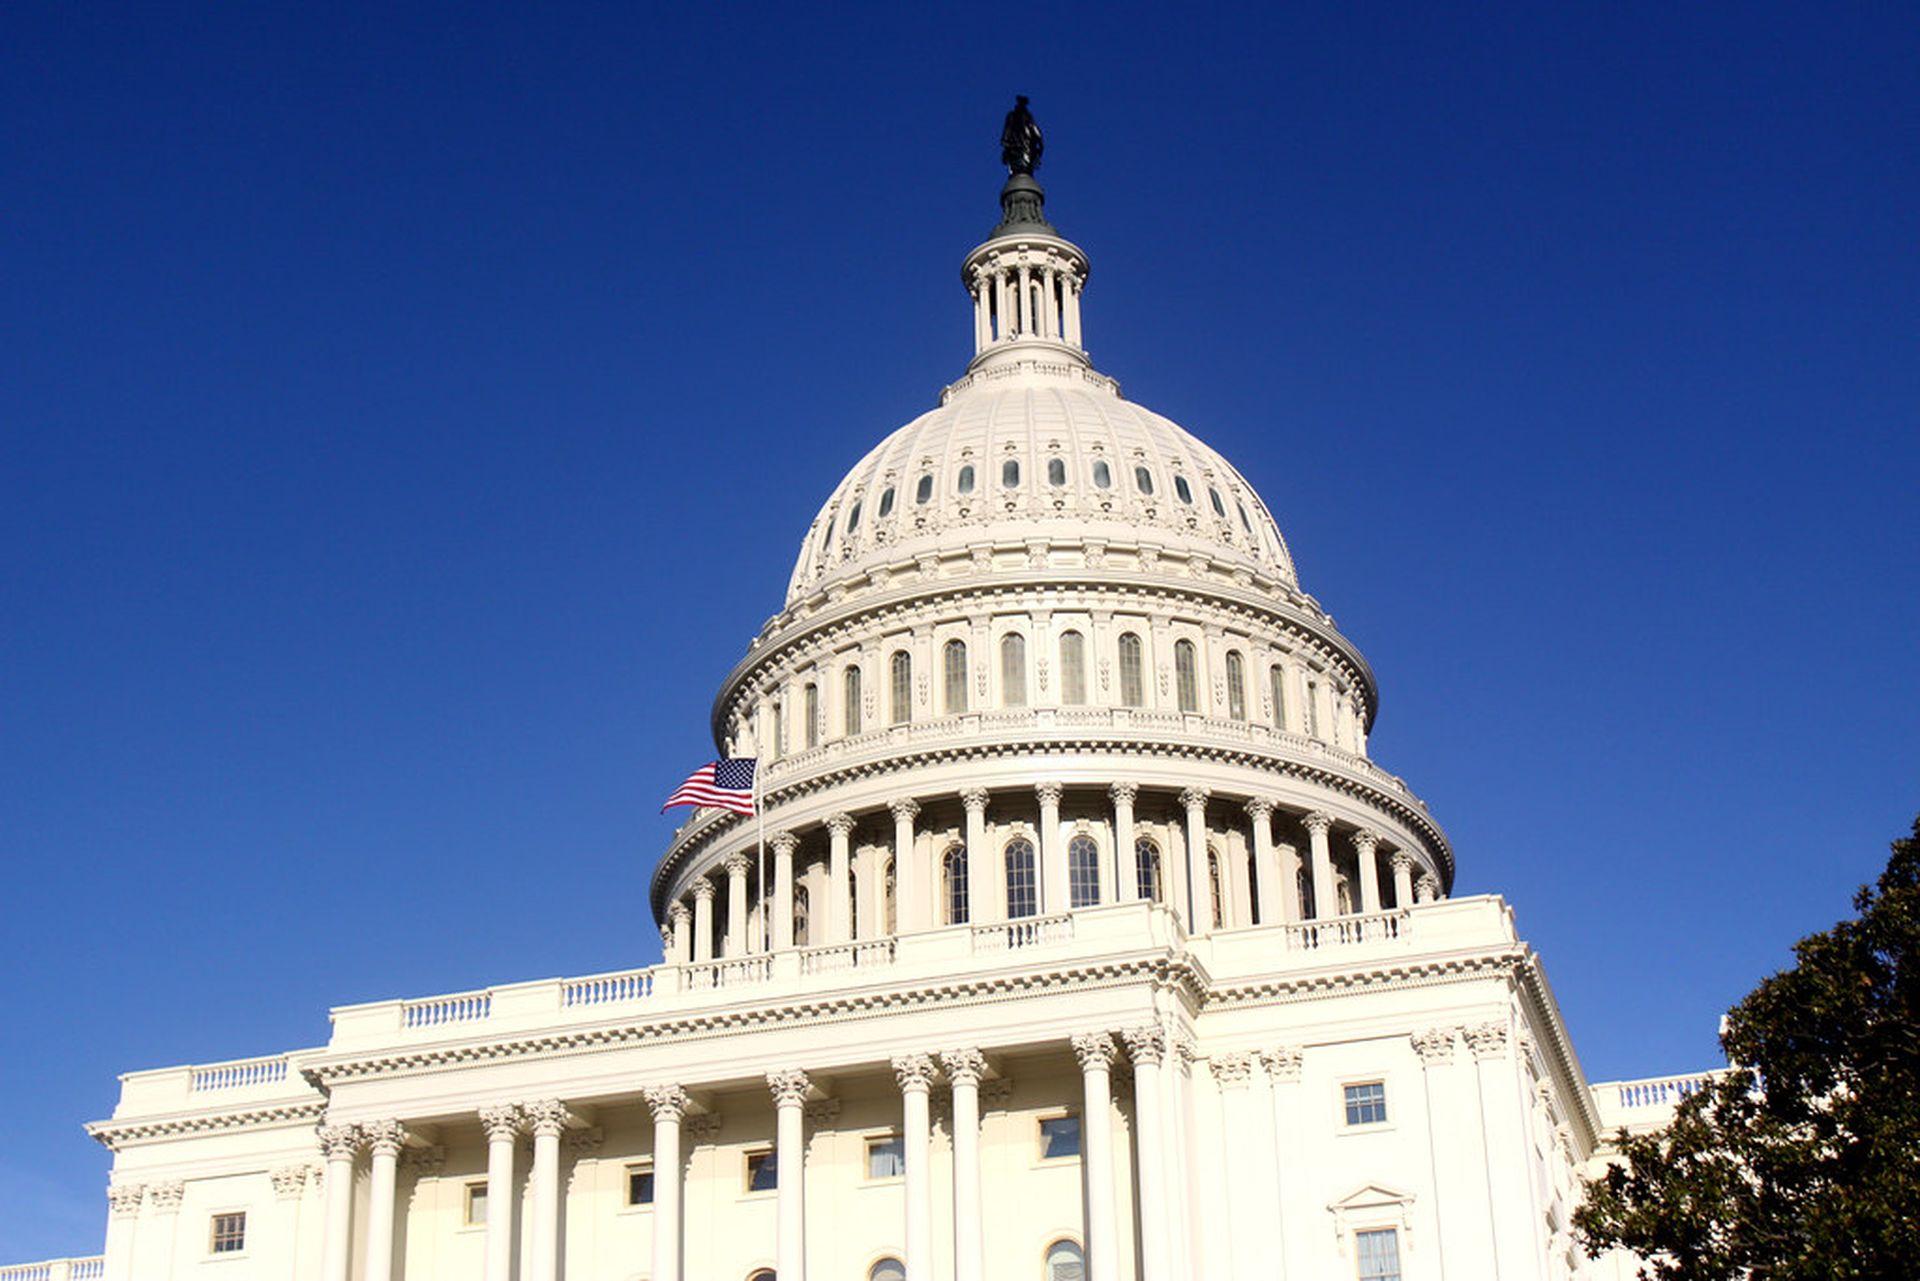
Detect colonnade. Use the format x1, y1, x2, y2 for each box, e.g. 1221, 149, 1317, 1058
969, 254, 1083, 352
662, 782, 1443, 962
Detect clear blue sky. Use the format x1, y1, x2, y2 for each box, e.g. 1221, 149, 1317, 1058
3, 0, 1915, 1261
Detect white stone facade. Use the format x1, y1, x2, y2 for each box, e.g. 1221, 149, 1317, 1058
15, 142, 1707, 1281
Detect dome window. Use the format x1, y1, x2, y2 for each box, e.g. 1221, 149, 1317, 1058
847, 500, 862, 531
1175, 639, 1200, 713
1004, 838, 1037, 918
1068, 835, 1100, 907
1047, 457, 1066, 486
942, 844, 969, 925
1173, 475, 1194, 505
822, 513, 836, 548
1226, 652, 1246, 720
1209, 487, 1226, 517
943, 639, 969, 713
878, 486, 895, 517
1059, 630, 1087, 704
1091, 460, 1112, 489
1237, 500, 1253, 532
1133, 466, 1154, 496
956, 464, 975, 494
1135, 837, 1163, 902
1117, 632, 1145, 706
844, 665, 863, 736
1001, 459, 1021, 489
890, 651, 913, 725
1000, 633, 1027, 706
915, 474, 934, 505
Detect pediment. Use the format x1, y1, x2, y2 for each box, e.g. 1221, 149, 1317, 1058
1328, 1182, 1414, 1212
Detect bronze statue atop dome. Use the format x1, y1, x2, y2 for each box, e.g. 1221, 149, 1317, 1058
1000, 95, 1043, 175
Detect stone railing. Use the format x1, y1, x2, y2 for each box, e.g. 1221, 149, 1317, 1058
562, 967, 654, 1009
1282, 909, 1409, 951
972, 913, 1075, 952
190, 1053, 292, 1093
798, 938, 897, 974
1613, 1074, 1712, 1109
401, 989, 493, 1029
0, 1258, 105, 1281
681, 956, 774, 991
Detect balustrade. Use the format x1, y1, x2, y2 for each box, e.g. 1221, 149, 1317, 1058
1282, 909, 1409, 951
972, 913, 1074, 952
190, 1054, 289, 1092
799, 938, 898, 974
1615, 1075, 1710, 1109
402, 990, 492, 1028
680, 956, 773, 991
563, 968, 655, 1008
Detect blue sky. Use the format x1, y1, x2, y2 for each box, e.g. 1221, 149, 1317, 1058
3, 0, 1916, 1261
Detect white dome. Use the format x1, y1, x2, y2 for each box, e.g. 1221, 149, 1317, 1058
785, 370, 1299, 607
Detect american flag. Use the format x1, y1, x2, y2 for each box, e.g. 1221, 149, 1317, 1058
661, 758, 757, 816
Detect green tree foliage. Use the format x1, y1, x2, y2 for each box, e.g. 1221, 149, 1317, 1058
1574, 815, 1920, 1279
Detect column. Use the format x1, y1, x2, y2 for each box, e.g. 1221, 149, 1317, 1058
1391, 852, 1416, 908
1017, 263, 1031, 334
1042, 267, 1059, 337
1244, 798, 1281, 925
767, 1069, 811, 1281
826, 813, 855, 943
890, 799, 922, 932
1303, 812, 1336, 918
1276, 840, 1304, 921
361, 1119, 406, 1281
644, 1087, 689, 1281
317, 1122, 360, 1281
1353, 829, 1382, 915
1179, 787, 1212, 933
524, 1100, 569, 1281
960, 787, 990, 923
893, 1055, 936, 1278
972, 275, 989, 351
1469, 1022, 1542, 1279
1037, 781, 1065, 913
772, 832, 798, 950
1110, 783, 1139, 902
479, 1105, 521, 1281
724, 854, 751, 954
270, 1168, 310, 1280
941, 1049, 987, 1281
668, 902, 691, 963
1261, 1048, 1307, 1280
995, 271, 1011, 342
1120, 1029, 1169, 1281
1416, 871, 1441, 903
1071, 1033, 1121, 1281
102, 1185, 143, 1281
691, 878, 716, 962
1065, 277, 1083, 346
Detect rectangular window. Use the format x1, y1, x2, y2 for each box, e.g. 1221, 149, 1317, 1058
745, 1148, 778, 1193
866, 1133, 905, 1179
1356, 1227, 1403, 1281
464, 1182, 488, 1226
1344, 1081, 1388, 1126
210, 1211, 246, 1254
625, 1162, 654, 1206
1037, 1113, 1081, 1160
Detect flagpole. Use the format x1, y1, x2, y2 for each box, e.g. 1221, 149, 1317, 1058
754, 759, 768, 953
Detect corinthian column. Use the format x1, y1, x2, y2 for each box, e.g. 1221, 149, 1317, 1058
723, 854, 751, 954
1302, 812, 1336, 918
691, 878, 717, 962
941, 1049, 987, 1281
1179, 788, 1212, 932
1352, 829, 1382, 914
1391, 851, 1416, 908
960, 787, 990, 922
893, 1054, 937, 1278
478, 1105, 521, 1281
1109, 783, 1139, 902
826, 813, 856, 943
360, 1119, 407, 1281
771, 832, 798, 950
317, 1122, 361, 1281
644, 1087, 690, 1281
668, 901, 691, 964
1120, 1027, 1169, 1281
890, 798, 922, 932
524, 1099, 571, 1281
1072, 1033, 1122, 1281
767, 1069, 812, 1281
1244, 798, 1280, 925
1036, 781, 1065, 912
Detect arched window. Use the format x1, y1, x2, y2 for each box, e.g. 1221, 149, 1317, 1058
793, 884, 811, 947
849, 866, 860, 938
1002, 458, 1021, 489
1297, 865, 1315, 919
749, 1271, 777, 1281
1238, 500, 1253, 532
1001, 634, 1027, 706
1173, 474, 1193, 505
1225, 652, 1246, 721
848, 499, 862, 531
1209, 486, 1226, 517
1117, 632, 1145, 707
844, 665, 863, 736
1044, 1240, 1086, 1281
1135, 837, 1163, 903
770, 700, 785, 760
877, 486, 895, 517
1005, 838, 1037, 919
1305, 677, 1321, 737
883, 858, 897, 935
1245, 846, 1261, 925
915, 474, 933, 504
1133, 466, 1154, 495
1336, 872, 1354, 916
943, 639, 969, 713
1068, 834, 1100, 908
804, 683, 820, 748
1207, 850, 1225, 928
1091, 459, 1112, 489
1046, 457, 1066, 486
1174, 640, 1199, 713
957, 464, 975, 494
870, 1260, 907, 1281
890, 651, 912, 725
1268, 664, 1287, 731
1058, 630, 1087, 705
943, 845, 969, 925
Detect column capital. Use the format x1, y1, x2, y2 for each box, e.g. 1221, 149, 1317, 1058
1119, 1025, 1165, 1065
767, 1067, 812, 1107
825, 812, 857, 837
691, 877, 717, 903
1350, 827, 1381, 854
1035, 780, 1065, 806
667, 901, 691, 925
361, 1118, 409, 1157
1302, 810, 1334, 837
770, 830, 800, 856
959, 786, 990, 814
1107, 781, 1139, 806
643, 1085, 692, 1123
1259, 1045, 1304, 1083
658, 924, 673, 949
1177, 786, 1211, 812
1415, 872, 1440, 902
1212, 1052, 1253, 1088
940, 1047, 988, 1086
1243, 796, 1276, 821
1410, 1027, 1457, 1066
147, 1180, 185, 1213
107, 1183, 145, 1218
892, 1053, 938, 1093
889, 797, 922, 823
722, 853, 752, 878
270, 1166, 310, 1201
1071, 1031, 1120, 1072
317, 1121, 364, 1160
521, 1099, 572, 1139
1464, 1022, 1510, 1060
1390, 850, 1416, 874
478, 1105, 523, 1142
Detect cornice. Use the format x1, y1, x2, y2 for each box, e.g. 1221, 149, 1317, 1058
1510, 948, 1603, 1149
86, 1099, 327, 1152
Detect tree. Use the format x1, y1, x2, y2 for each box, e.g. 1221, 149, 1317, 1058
1574, 814, 1920, 1279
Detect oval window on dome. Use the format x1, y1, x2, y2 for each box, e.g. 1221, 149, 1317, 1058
1173, 475, 1193, 505
1209, 486, 1226, 517
1134, 466, 1154, 496
1238, 500, 1253, 531
1047, 457, 1066, 486
823, 513, 837, 547
956, 464, 975, 494
915, 474, 933, 504
1092, 460, 1112, 489
878, 486, 895, 517
1002, 459, 1020, 489
848, 500, 862, 531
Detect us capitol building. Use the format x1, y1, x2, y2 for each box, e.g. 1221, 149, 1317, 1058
13, 109, 1707, 1281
